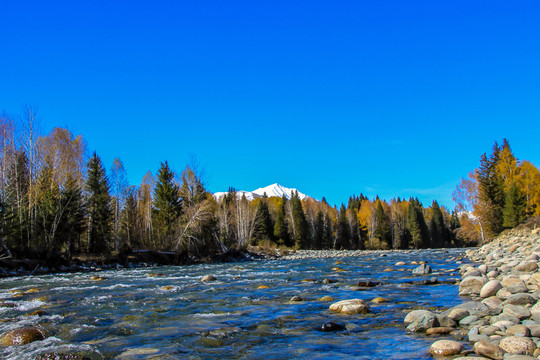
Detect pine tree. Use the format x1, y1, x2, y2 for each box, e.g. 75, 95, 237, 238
406, 198, 429, 249
313, 210, 324, 249
86, 152, 112, 253
323, 213, 333, 249
503, 182, 526, 228
291, 191, 309, 249
153, 161, 182, 248
477, 143, 505, 237
60, 175, 86, 261
274, 195, 290, 246
335, 204, 350, 249
252, 200, 274, 245
373, 201, 391, 248
429, 200, 448, 248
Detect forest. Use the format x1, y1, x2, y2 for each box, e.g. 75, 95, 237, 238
0, 107, 538, 263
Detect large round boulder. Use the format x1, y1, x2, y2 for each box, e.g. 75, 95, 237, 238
430, 340, 463, 356
498, 336, 536, 355
329, 299, 370, 314
459, 276, 488, 296
0, 327, 46, 346
480, 280, 502, 298
473, 340, 505, 360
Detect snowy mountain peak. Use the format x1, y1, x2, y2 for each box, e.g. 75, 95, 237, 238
213, 183, 308, 201
252, 183, 307, 200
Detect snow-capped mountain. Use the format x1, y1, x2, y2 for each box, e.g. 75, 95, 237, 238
213, 183, 308, 201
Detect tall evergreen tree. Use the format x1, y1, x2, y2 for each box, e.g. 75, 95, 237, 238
251, 200, 274, 244
291, 191, 309, 249
86, 152, 112, 253
373, 201, 391, 248
428, 200, 448, 248
502, 182, 526, 228
153, 161, 182, 248
335, 204, 350, 249
406, 198, 429, 249
477, 143, 505, 237
60, 175, 86, 261
313, 210, 324, 249
274, 195, 291, 247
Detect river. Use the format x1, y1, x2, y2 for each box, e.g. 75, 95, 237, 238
0, 249, 466, 359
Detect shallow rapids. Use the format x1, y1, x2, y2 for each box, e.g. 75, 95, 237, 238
0, 249, 466, 359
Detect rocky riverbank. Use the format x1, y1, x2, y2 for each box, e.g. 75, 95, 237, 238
0, 249, 264, 278
404, 219, 540, 359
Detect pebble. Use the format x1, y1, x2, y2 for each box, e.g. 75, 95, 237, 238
429, 339, 463, 356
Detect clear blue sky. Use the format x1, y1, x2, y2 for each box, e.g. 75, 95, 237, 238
1, 1, 539, 209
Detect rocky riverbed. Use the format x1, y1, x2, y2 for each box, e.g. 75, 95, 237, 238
404, 221, 540, 359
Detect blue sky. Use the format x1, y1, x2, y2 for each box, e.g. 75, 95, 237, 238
1, 1, 539, 209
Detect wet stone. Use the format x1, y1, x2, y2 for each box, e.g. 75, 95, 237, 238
429, 339, 463, 356
473, 340, 505, 360
0, 327, 46, 346
317, 322, 346, 332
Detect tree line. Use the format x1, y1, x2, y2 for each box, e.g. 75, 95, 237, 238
0, 107, 467, 262
453, 139, 540, 243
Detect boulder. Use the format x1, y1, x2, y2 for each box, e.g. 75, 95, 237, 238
480, 280, 503, 298
498, 336, 536, 355
317, 322, 346, 332
503, 304, 531, 320
514, 261, 538, 273
412, 263, 432, 275
201, 275, 217, 282
506, 324, 531, 337
0, 327, 46, 346
404, 310, 435, 325
473, 340, 505, 360
329, 299, 370, 314
459, 276, 488, 296
505, 293, 536, 306
429, 340, 463, 356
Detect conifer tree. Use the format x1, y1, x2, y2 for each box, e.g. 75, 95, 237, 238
252, 200, 274, 245
323, 212, 333, 249
335, 204, 350, 249
373, 201, 391, 248
313, 210, 324, 249
502, 182, 526, 228
428, 200, 448, 248
291, 191, 309, 249
477, 143, 505, 237
406, 198, 429, 249
86, 152, 112, 253
153, 161, 182, 247
60, 175, 86, 260
273, 194, 291, 246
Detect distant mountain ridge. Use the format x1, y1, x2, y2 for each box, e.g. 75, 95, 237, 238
213, 183, 308, 201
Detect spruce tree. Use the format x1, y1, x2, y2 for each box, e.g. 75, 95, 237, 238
323, 213, 334, 249
153, 161, 182, 248
335, 204, 350, 249
252, 200, 274, 245
503, 182, 526, 228
406, 198, 429, 249
373, 201, 391, 249
313, 210, 324, 249
291, 191, 309, 249
274, 195, 290, 246
477, 143, 505, 237
86, 152, 113, 253
60, 175, 86, 261
429, 200, 448, 248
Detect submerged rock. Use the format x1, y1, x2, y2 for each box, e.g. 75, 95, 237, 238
0, 327, 46, 346
317, 322, 346, 332
201, 275, 217, 282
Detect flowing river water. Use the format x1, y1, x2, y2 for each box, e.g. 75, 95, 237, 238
0, 249, 466, 359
